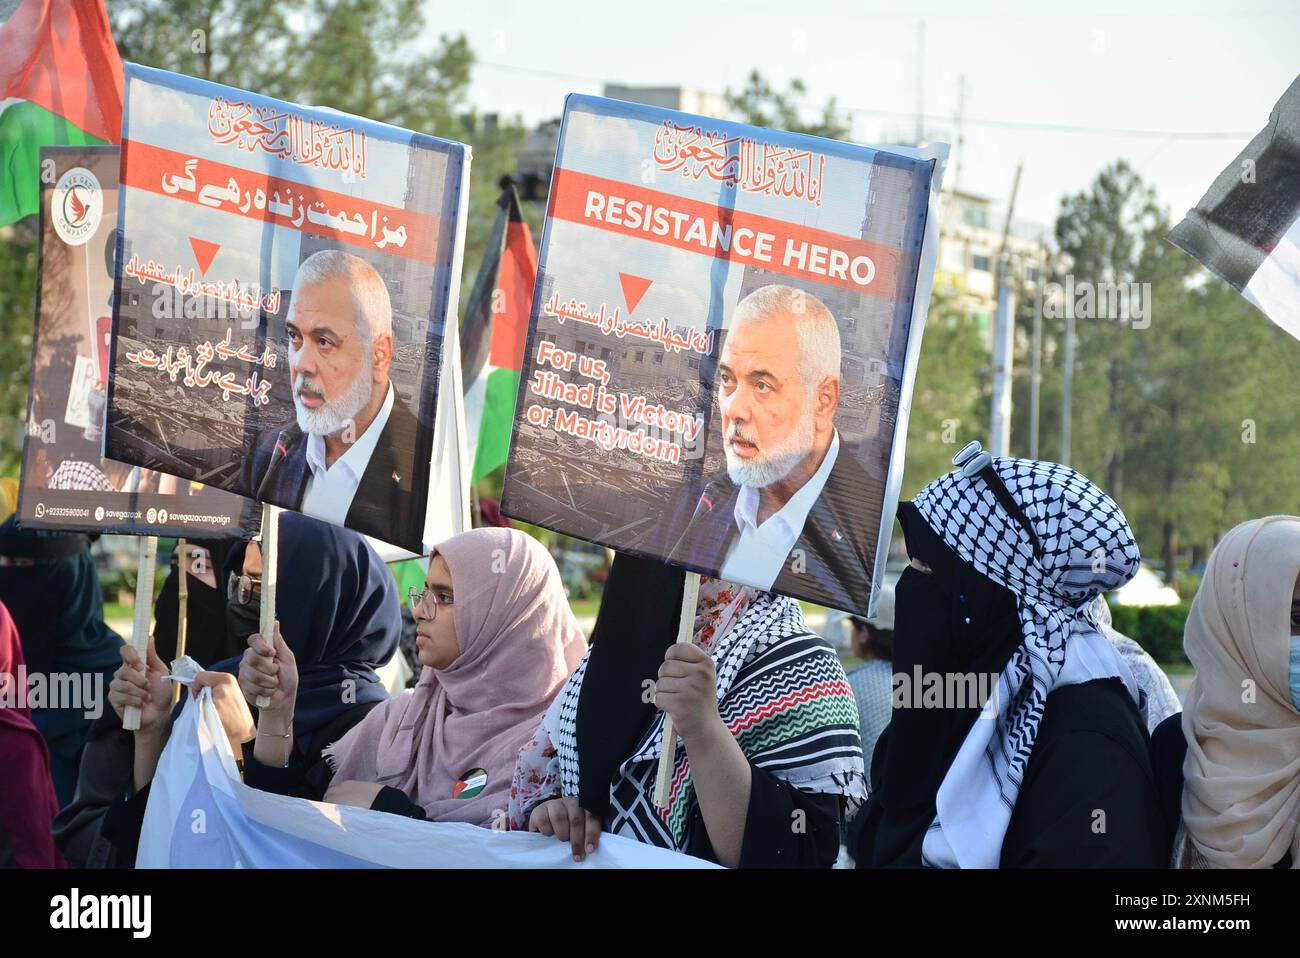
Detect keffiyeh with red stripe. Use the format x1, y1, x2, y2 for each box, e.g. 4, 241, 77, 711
516, 589, 867, 850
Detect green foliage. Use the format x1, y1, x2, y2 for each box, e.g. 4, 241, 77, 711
900, 292, 989, 497
106, 0, 527, 312
0, 220, 37, 476
725, 70, 851, 140
0, 4, 530, 472
1044, 160, 1300, 578
1107, 603, 1140, 640
1108, 601, 1192, 666
1135, 602, 1193, 666
1175, 573, 1201, 603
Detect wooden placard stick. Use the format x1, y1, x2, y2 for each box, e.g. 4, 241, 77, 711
171, 538, 189, 707
653, 570, 701, 808
123, 536, 159, 732
255, 503, 280, 709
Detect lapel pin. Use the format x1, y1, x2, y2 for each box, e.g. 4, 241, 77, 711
453, 767, 488, 799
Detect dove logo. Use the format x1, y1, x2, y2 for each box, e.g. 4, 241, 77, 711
52, 167, 103, 246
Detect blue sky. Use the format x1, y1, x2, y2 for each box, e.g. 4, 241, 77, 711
420, 0, 1299, 232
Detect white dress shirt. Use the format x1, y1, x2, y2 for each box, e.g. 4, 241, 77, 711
719, 430, 840, 590
301, 382, 394, 527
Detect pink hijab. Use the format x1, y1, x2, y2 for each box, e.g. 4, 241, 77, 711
324, 528, 586, 826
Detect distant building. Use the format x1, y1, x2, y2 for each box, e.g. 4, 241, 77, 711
934, 188, 1058, 339
517, 118, 562, 202
602, 84, 728, 119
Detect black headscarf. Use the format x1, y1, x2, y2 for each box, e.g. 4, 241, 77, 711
214, 513, 400, 751
152, 539, 239, 666
0, 516, 123, 804
575, 553, 685, 817
855, 501, 1022, 867
0, 517, 119, 677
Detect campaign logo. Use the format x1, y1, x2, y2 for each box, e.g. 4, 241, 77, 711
452, 767, 487, 799
51, 167, 103, 247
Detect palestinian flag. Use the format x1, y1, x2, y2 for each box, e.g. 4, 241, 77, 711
0, 0, 122, 227
461, 180, 537, 485
1168, 75, 1300, 342
452, 768, 488, 800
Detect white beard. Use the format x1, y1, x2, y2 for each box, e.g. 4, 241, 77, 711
293, 368, 374, 438
724, 401, 816, 489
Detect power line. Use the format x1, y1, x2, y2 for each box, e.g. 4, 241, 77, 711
473, 60, 1256, 140
843, 106, 1253, 140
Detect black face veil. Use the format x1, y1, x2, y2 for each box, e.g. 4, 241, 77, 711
856, 501, 1022, 868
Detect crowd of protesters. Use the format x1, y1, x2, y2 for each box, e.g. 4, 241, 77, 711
1, 457, 1296, 870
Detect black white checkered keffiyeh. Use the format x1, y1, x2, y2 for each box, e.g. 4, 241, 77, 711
547, 593, 867, 852
910, 457, 1141, 868
49, 460, 114, 492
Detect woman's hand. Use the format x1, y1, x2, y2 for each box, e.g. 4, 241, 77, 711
323, 780, 385, 809
192, 671, 256, 757
238, 620, 297, 718
528, 797, 602, 861
655, 642, 724, 744
108, 638, 172, 736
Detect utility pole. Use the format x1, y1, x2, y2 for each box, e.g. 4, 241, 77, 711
1029, 273, 1042, 458
915, 20, 925, 145
953, 74, 966, 192
990, 162, 1023, 458
1061, 310, 1075, 467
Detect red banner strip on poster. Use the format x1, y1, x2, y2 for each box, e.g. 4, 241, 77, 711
547, 168, 903, 297
121, 138, 441, 264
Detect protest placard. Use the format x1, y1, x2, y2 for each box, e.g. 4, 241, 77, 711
501, 96, 945, 615
104, 64, 471, 554
18, 145, 255, 537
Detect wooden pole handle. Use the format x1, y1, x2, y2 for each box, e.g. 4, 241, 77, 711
123, 536, 159, 732
171, 538, 189, 708
255, 503, 280, 710
653, 571, 701, 808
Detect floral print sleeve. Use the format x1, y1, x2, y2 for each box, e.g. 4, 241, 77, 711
507, 722, 561, 830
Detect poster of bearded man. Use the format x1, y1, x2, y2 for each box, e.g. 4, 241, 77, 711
501, 95, 946, 616
104, 64, 470, 554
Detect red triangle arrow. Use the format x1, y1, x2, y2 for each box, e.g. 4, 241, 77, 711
189, 237, 221, 277
618, 272, 652, 314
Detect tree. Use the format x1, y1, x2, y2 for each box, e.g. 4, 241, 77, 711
1054, 160, 1164, 503
1050, 160, 1300, 582
726, 70, 851, 139
0, 222, 38, 473
0, 3, 526, 473
108, 0, 526, 305
901, 292, 989, 497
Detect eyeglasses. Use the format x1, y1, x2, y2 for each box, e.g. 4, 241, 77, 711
227, 571, 263, 606
408, 585, 453, 621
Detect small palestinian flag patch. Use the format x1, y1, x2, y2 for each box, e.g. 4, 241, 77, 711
453, 767, 488, 799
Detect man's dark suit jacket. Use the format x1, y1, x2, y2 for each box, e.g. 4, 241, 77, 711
656, 442, 881, 614
243, 392, 425, 552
